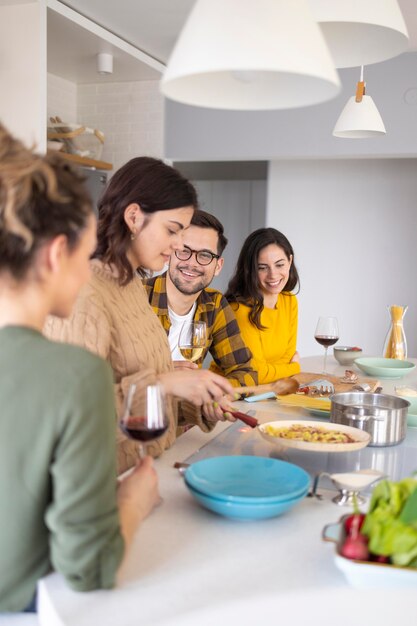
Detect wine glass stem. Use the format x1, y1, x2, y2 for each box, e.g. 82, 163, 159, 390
323, 347, 328, 374
137, 443, 146, 459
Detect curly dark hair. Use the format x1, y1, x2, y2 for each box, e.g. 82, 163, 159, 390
225, 227, 299, 330
0, 124, 92, 280
94, 157, 198, 285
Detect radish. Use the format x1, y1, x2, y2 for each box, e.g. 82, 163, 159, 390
344, 513, 366, 535
340, 534, 369, 561
340, 512, 369, 561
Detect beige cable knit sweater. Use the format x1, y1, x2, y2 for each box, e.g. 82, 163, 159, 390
45, 260, 210, 473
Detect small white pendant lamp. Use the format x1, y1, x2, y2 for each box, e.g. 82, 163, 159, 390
311, 0, 409, 68
333, 66, 386, 138
161, 0, 340, 110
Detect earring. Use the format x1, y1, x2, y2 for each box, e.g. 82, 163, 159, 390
130, 229, 136, 240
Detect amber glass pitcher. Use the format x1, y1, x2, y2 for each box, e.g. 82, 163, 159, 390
383, 305, 408, 360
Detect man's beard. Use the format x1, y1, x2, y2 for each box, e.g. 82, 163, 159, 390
169, 266, 211, 295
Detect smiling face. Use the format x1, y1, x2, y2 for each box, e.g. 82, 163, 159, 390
127, 205, 194, 272
257, 243, 292, 304
168, 225, 224, 295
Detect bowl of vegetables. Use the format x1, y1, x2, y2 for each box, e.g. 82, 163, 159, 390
322, 478, 417, 588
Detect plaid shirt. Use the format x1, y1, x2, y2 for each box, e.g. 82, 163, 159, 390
143, 273, 257, 388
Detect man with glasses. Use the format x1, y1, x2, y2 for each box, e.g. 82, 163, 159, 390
144, 210, 257, 416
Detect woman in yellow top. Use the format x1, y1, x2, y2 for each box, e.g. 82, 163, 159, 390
225, 228, 301, 384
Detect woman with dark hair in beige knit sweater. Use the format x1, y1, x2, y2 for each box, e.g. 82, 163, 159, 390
46, 157, 233, 473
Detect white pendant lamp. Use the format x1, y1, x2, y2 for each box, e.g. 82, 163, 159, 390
311, 0, 409, 68
161, 0, 340, 111
333, 67, 386, 138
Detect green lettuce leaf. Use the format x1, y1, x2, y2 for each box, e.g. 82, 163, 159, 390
361, 478, 417, 567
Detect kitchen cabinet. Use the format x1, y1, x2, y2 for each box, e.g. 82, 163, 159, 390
0, 0, 163, 153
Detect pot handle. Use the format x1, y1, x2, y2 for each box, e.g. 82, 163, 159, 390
343, 412, 384, 422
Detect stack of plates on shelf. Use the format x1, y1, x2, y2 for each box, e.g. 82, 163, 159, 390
183, 455, 310, 520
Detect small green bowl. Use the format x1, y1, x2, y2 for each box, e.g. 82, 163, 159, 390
354, 357, 416, 379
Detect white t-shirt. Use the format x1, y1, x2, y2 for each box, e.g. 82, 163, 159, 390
168, 303, 197, 361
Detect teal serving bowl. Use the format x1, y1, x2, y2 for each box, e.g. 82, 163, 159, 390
354, 357, 416, 379
186, 483, 309, 521
184, 456, 310, 503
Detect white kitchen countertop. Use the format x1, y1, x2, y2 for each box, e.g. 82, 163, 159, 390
36, 356, 417, 625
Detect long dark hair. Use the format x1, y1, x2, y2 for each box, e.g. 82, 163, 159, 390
94, 157, 198, 285
225, 228, 299, 330
0, 124, 92, 280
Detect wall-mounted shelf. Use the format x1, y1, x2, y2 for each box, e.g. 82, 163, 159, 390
48, 151, 113, 170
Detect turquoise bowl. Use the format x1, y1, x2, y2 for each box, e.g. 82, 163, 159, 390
184, 456, 310, 503
354, 357, 416, 379
186, 483, 309, 521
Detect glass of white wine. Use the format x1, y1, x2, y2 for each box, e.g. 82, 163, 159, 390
178, 321, 207, 363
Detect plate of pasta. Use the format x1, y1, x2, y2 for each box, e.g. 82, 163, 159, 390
258, 419, 371, 452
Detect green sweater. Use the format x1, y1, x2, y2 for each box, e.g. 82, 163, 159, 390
0, 326, 124, 612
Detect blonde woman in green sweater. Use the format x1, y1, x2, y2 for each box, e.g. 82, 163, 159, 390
0, 125, 159, 613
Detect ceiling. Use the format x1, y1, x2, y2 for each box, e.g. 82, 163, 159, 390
49, 1, 417, 84
60, 0, 417, 63
47, 8, 162, 82
58, 0, 196, 65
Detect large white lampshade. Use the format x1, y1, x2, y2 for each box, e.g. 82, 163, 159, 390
311, 0, 409, 68
161, 0, 340, 110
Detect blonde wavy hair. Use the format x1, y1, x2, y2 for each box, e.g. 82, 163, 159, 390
0, 124, 92, 279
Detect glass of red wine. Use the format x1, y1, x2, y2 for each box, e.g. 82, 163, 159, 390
120, 383, 168, 458
314, 316, 339, 374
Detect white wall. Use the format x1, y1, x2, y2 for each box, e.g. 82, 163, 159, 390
47, 75, 163, 171
165, 52, 417, 161
193, 180, 266, 294
267, 159, 417, 358
77, 79, 164, 171
47, 73, 77, 123
0, 1, 46, 151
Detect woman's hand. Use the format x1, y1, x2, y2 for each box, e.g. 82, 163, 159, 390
201, 397, 237, 423
117, 456, 160, 547
158, 369, 234, 406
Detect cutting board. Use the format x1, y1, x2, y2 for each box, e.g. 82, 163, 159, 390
293, 371, 380, 394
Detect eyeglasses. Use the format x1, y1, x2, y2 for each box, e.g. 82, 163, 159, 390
175, 246, 220, 266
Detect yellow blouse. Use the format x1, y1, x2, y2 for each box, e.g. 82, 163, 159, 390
233, 293, 300, 384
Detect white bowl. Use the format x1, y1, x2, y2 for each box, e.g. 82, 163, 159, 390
333, 345, 362, 365
323, 518, 417, 588
47, 140, 64, 151
395, 386, 417, 417
258, 419, 370, 453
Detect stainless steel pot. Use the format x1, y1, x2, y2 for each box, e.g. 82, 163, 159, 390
330, 392, 409, 447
